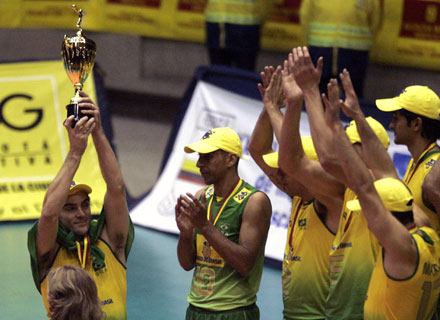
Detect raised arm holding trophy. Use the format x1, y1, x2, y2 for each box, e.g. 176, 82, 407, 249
28, 5, 134, 319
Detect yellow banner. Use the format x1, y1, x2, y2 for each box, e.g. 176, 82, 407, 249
0, 60, 105, 221
371, 0, 440, 70
1, 0, 440, 70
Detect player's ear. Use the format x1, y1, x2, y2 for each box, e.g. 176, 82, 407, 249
226, 153, 238, 168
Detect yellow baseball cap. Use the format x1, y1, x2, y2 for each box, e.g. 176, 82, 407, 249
69, 181, 92, 196
184, 127, 246, 159
345, 117, 390, 150
262, 136, 318, 168
376, 86, 440, 120
346, 178, 413, 212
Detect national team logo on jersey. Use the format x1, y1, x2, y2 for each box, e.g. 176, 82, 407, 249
425, 159, 436, 169
219, 224, 230, 235
298, 218, 307, 229
234, 187, 251, 203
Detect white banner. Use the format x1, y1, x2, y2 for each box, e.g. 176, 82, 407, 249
131, 81, 410, 262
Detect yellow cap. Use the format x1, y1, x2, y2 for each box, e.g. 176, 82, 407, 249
69, 181, 92, 196
346, 178, 413, 212
376, 86, 440, 120
345, 117, 390, 150
262, 136, 318, 168
184, 127, 246, 158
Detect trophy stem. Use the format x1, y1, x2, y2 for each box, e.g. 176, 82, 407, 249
71, 84, 82, 104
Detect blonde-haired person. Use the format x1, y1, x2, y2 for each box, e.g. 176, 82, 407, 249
47, 265, 105, 320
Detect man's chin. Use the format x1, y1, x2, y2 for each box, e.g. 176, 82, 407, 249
73, 224, 90, 237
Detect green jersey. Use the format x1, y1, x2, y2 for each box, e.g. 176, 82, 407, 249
187, 179, 264, 311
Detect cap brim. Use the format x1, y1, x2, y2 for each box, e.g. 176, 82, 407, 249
346, 199, 361, 211
69, 184, 92, 196
262, 152, 279, 168
376, 98, 403, 112
184, 141, 219, 154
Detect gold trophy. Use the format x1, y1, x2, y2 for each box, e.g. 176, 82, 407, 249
61, 4, 96, 127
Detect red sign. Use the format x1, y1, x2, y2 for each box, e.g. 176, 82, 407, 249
107, 0, 161, 8
400, 0, 440, 40
178, 0, 206, 12
268, 0, 301, 23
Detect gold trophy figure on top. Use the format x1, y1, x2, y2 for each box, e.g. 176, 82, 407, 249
61, 4, 96, 127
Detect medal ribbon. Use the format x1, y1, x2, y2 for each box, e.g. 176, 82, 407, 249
76, 234, 90, 269
289, 199, 303, 248
404, 142, 438, 184
207, 179, 242, 226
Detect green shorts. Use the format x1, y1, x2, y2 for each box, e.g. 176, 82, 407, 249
185, 303, 260, 320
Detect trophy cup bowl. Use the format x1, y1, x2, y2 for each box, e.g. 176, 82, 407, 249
61, 5, 96, 127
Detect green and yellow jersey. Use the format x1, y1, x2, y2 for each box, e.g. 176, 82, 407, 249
364, 227, 440, 320
404, 143, 440, 234
187, 180, 264, 311
282, 197, 335, 319
326, 188, 380, 319
40, 239, 128, 320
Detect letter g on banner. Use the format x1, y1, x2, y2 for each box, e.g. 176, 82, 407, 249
0, 94, 43, 130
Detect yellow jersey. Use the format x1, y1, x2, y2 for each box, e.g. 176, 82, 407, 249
404, 143, 440, 234
41, 239, 128, 320
326, 188, 380, 319
282, 197, 335, 319
364, 227, 440, 320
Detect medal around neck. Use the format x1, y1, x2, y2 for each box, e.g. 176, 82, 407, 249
61, 4, 96, 127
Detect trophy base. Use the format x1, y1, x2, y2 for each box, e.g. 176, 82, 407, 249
66, 102, 89, 128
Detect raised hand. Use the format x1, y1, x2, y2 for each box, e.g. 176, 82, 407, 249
322, 78, 342, 127
340, 69, 362, 119
292, 46, 323, 92
257, 65, 274, 100
64, 115, 95, 155
259, 66, 285, 109
281, 54, 303, 104
175, 195, 194, 236
179, 192, 209, 232
77, 91, 102, 133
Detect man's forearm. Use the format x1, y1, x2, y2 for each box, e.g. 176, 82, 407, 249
264, 103, 284, 142
353, 113, 396, 179
279, 102, 306, 175
303, 87, 339, 166
199, 223, 256, 276
92, 129, 124, 190
43, 150, 82, 210
332, 121, 372, 194
177, 234, 196, 271
248, 109, 275, 158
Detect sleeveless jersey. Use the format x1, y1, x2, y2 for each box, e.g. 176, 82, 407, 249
187, 180, 263, 311
41, 239, 127, 320
404, 144, 440, 234
282, 197, 335, 319
326, 188, 380, 319
364, 227, 440, 320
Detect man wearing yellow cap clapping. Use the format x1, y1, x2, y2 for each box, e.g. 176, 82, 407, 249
176, 127, 272, 320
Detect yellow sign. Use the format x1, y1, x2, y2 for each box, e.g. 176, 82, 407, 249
1, 1, 440, 71
0, 60, 106, 221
